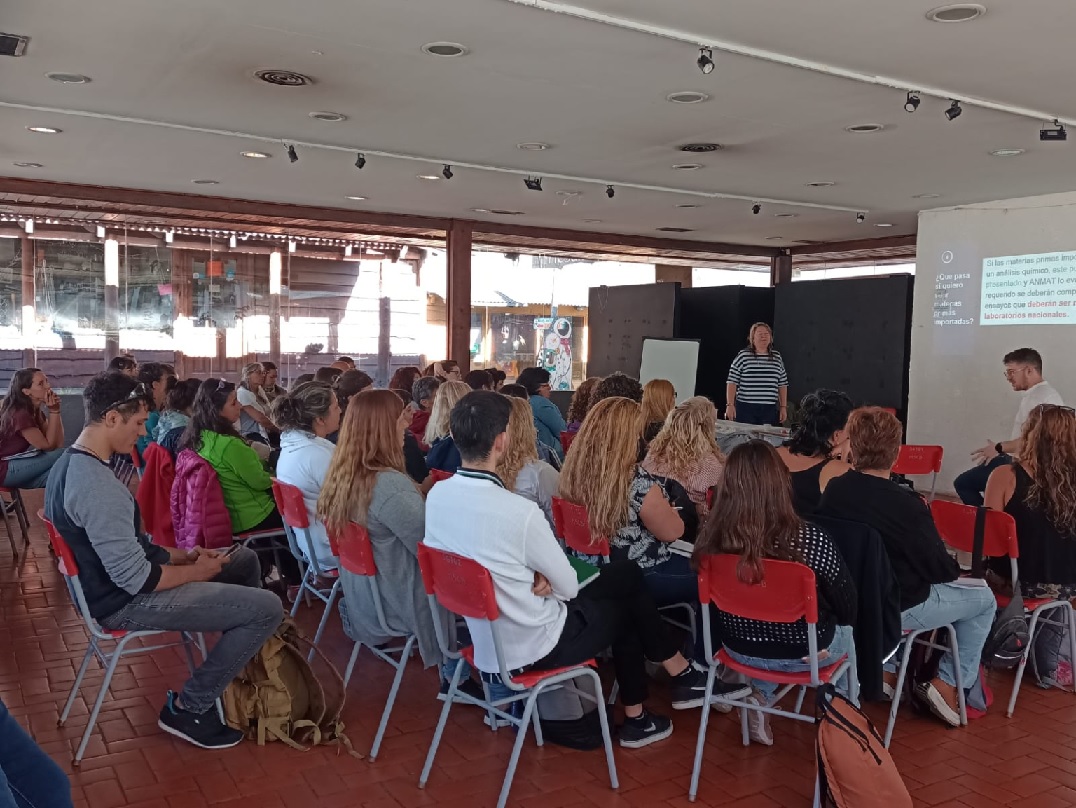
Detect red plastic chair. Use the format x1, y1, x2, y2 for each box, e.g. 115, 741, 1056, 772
271, 478, 340, 655
428, 468, 454, 485
39, 511, 208, 766
0, 486, 30, 561
559, 430, 576, 455
892, 444, 944, 502
416, 542, 617, 808
930, 500, 1076, 717
689, 554, 857, 802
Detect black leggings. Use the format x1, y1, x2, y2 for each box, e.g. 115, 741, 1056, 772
530, 560, 681, 706
243, 508, 301, 584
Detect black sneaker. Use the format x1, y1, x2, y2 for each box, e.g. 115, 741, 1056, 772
158, 691, 244, 750
438, 676, 486, 704
619, 710, 673, 748
670, 661, 752, 710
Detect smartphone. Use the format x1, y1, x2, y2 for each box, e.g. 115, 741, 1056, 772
221, 544, 242, 558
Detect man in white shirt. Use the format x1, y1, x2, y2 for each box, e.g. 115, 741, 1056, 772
955, 348, 1063, 506
424, 391, 749, 748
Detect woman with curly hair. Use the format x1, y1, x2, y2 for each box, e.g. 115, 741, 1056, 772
987, 404, 1076, 683
642, 397, 725, 516
775, 389, 854, 514
566, 377, 602, 432
496, 397, 560, 529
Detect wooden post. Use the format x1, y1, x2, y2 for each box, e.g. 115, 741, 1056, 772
268, 251, 282, 370
655, 264, 692, 287
446, 220, 473, 372
20, 235, 34, 367
377, 296, 391, 387
103, 239, 120, 365
770, 253, 793, 286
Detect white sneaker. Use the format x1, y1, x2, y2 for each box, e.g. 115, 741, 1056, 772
916, 681, 961, 728
744, 696, 774, 745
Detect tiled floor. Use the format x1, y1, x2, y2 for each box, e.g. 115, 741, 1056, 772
4, 490, 1076, 808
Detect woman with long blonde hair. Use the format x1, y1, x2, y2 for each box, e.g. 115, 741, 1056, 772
640, 379, 676, 448
497, 397, 560, 529
558, 396, 693, 606
424, 380, 471, 473
642, 397, 725, 515
318, 390, 465, 688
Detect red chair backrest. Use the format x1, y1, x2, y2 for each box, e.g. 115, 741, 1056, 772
892, 444, 943, 476
270, 478, 310, 529
417, 542, 500, 621
880, 407, 898, 418
930, 499, 1018, 558
698, 554, 819, 625
706, 486, 716, 511
429, 468, 454, 485
551, 497, 610, 556
560, 431, 576, 454
38, 510, 79, 576
334, 522, 378, 576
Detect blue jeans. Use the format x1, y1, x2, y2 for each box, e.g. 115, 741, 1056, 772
883, 582, 996, 690
2, 449, 65, 490
644, 553, 698, 607
100, 547, 284, 714
953, 454, 1011, 506
0, 696, 72, 808
726, 624, 855, 703
735, 400, 778, 427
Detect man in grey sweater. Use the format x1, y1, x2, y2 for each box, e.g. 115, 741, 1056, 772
44, 372, 283, 750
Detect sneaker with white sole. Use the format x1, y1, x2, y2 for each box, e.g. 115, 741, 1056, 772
915, 681, 961, 727
670, 661, 753, 710
158, 691, 243, 750
744, 696, 774, 745
618, 710, 673, 748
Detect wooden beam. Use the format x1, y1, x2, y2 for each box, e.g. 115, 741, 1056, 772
446, 220, 473, 372
20, 236, 34, 367
788, 234, 916, 255
655, 264, 692, 287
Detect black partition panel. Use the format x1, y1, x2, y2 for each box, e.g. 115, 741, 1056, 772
774, 275, 914, 414
587, 282, 680, 378
679, 286, 775, 403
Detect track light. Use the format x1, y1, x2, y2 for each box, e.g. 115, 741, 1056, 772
1041, 119, 1068, 142
287, 144, 298, 163
96, 224, 106, 238
945, 100, 962, 121
442, 164, 454, 180
524, 176, 543, 192
751, 203, 761, 215
904, 92, 920, 113
856, 212, 866, 223
229, 234, 237, 249
288, 240, 297, 253
697, 47, 715, 75
606, 185, 615, 199
344, 244, 353, 257
164, 230, 174, 244
355, 152, 366, 169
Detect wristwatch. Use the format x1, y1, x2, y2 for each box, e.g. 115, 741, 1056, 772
994, 442, 1004, 455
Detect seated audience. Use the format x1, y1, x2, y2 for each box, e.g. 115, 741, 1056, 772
314, 366, 344, 386
236, 363, 277, 446
465, 369, 493, 390
641, 378, 676, 447
694, 439, 857, 744
45, 371, 282, 749
425, 391, 750, 748
497, 397, 560, 529
261, 361, 285, 403
425, 381, 471, 474
290, 373, 315, 390
776, 389, 854, 514
410, 376, 440, 452
136, 362, 176, 456
0, 368, 65, 489
334, 369, 374, 411
318, 389, 476, 696
518, 367, 567, 461
559, 397, 692, 606
108, 355, 138, 376
566, 376, 601, 432
500, 384, 529, 400
643, 397, 725, 517
488, 368, 506, 391
272, 381, 341, 570
336, 356, 357, 370
986, 403, 1076, 684
591, 372, 643, 406
821, 407, 995, 726
156, 378, 200, 456
389, 366, 423, 402
424, 361, 462, 381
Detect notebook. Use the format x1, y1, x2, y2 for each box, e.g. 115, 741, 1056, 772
567, 555, 600, 589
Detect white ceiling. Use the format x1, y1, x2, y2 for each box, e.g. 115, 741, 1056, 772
2, 0, 1075, 247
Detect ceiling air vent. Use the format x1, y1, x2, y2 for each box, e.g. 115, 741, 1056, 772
657, 227, 694, 233
0, 33, 29, 57
678, 143, 724, 153
254, 69, 313, 87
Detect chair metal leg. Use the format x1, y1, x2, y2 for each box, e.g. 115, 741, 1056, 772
1068, 605, 1076, 696
1008, 607, 1046, 717
531, 695, 544, 747
60, 645, 96, 726
0, 497, 18, 561
813, 772, 822, 808
342, 642, 362, 689
739, 700, 750, 746
74, 640, 127, 765
481, 679, 500, 733
369, 636, 414, 761
307, 580, 340, 660
419, 657, 464, 788
12, 491, 29, 544
288, 576, 305, 618
884, 634, 916, 748
582, 669, 618, 791
793, 686, 807, 714
496, 690, 537, 808
947, 624, 967, 727
607, 680, 619, 706
688, 664, 718, 801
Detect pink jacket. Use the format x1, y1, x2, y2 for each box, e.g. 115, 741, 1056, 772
171, 449, 233, 550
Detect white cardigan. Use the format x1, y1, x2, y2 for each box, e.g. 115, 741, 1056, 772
274, 430, 336, 569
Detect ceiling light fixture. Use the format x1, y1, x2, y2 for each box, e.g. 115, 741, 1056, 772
288, 240, 297, 253
875, 223, 894, 228
421, 42, 469, 57
287, 144, 299, 163
516, 142, 550, 151
524, 176, 543, 191
354, 152, 367, 169
345, 195, 367, 201
26, 126, 60, 134
309, 111, 347, 122
751, 203, 762, 215
96, 225, 106, 238
1040, 120, 1067, 142
773, 213, 798, 218
697, 47, 715, 75
417, 174, 441, 181
856, 212, 866, 223
583, 219, 603, 224
12, 162, 42, 168
676, 203, 698, 208
229, 234, 237, 248
241, 150, 271, 159
23, 219, 33, 234
470, 208, 491, 214
845, 123, 885, 134
672, 163, 703, 171
914, 193, 942, 199
46, 72, 91, 84
164, 230, 174, 243
926, 4, 987, 23
442, 164, 454, 180
990, 148, 1026, 157
945, 100, 963, 121
904, 92, 921, 113
191, 179, 219, 185
666, 91, 710, 105
806, 181, 835, 188
606, 185, 615, 199
344, 244, 353, 257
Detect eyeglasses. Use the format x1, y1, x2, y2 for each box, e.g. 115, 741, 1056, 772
105, 382, 149, 413
1003, 367, 1028, 379
1035, 403, 1076, 415
215, 378, 233, 392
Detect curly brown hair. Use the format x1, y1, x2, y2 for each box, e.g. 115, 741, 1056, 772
1021, 404, 1076, 530
645, 397, 723, 480
566, 377, 601, 424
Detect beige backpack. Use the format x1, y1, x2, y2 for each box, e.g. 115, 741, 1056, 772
222, 619, 360, 756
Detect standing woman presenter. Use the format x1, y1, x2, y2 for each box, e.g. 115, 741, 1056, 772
725, 323, 788, 426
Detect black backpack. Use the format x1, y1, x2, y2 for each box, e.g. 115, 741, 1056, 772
971, 506, 1030, 669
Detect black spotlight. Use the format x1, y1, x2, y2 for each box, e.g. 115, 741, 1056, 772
904, 92, 920, 113
945, 100, 962, 121
1040, 119, 1068, 142
606, 185, 615, 199
355, 152, 367, 169
524, 176, 543, 191
287, 144, 298, 163
697, 47, 715, 75
751, 203, 761, 215
856, 212, 866, 223
442, 164, 454, 180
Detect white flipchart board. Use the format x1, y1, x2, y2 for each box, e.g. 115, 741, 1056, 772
639, 338, 699, 404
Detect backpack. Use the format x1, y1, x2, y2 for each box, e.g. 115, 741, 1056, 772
969, 506, 1030, 669
816, 685, 912, 808
222, 619, 360, 756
